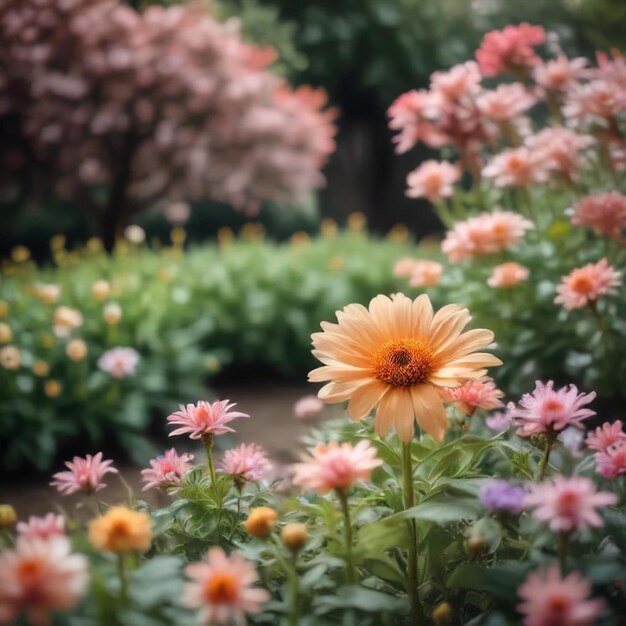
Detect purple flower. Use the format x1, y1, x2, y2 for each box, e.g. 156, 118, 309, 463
480, 480, 525, 515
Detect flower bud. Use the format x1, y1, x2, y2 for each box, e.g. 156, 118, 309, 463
44, 380, 63, 398
464, 535, 487, 558
66, 339, 88, 362
245, 507, 278, 538
0, 323, 12, 344
432, 601, 452, 626
33, 360, 50, 377
0, 504, 17, 527
281, 523, 308, 553
103, 302, 122, 326
91, 280, 111, 301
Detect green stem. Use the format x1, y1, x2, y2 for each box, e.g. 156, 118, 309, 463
337, 489, 355, 584
558, 532, 570, 572
205, 438, 222, 544
117, 553, 128, 604
288, 555, 300, 626
537, 435, 552, 481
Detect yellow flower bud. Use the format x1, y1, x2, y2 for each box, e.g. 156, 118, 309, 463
171, 227, 186, 246
0, 300, 8, 318
0, 504, 17, 527
0, 323, 12, 344
44, 380, 63, 398
33, 360, 50, 377
320, 218, 338, 239
66, 339, 88, 362
281, 523, 308, 553
89, 506, 153, 554
11, 245, 30, 263
347, 212, 366, 232
91, 280, 111, 301
245, 507, 278, 538
217, 226, 234, 246
432, 601, 452, 626
50, 234, 66, 251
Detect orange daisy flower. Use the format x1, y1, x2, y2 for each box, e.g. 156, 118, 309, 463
309, 293, 501, 442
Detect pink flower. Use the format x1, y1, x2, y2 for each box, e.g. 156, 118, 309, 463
476, 23, 546, 77
482, 147, 550, 187
555, 258, 621, 310
97, 347, 140, 379
408, 260, 444, 288
406, 160, 460, 202
596, 442, 626, 478
393, 258, 420, 278
476, 83, 536, 122
430, 61, 482, 102
183, 547, 269, 625
533, 55, 588, 91
442, 378, 504, 416
220, 443, 272, 482
292, 440, 382, 495
442, 211, 533, 262
510, 380, 595, 437
293, 394, 325, 420
51, 452, 118, 495
524, 476, 616, 533
167, 400, 249, 440
16, 514, 65, 541
571, 192, 626, 240
0, 536, 89, 625
141, 448, 194, 492
564, 80, 623, 127
518, 565, 604, 626
586, 420, 625, 452
487, 262, 529, 288
486, 406, 514, 432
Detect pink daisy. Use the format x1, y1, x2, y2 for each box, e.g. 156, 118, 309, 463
220, 443, 272, 482
518, 565, 604, 626
408, 260, 444, 288
563, 80, 623, 127
442, 378, 504, 416
183, 547, 269, 625
487, 262, 529, 288
50, 452, 118, 495
16, 514, 65, 541
555, 258, 621, 310
571, 192, 626, 240
510, 381, 595, 437
486, 405, 514, 432
167, 400, 249, 441
596, 442, 626, 479
0, 537, 89, 625
482, 147, 550, 187
141, 448, 194, 492
97, 347, 140, 379
430, 61, 482, 102
533, 55, 588, 91
293, 394, 325, 420
406, 160, 461, 202
292, 440, 382, 495
586, 420, 625, 452
476, 83, 536, 122
524, 476, 616, 533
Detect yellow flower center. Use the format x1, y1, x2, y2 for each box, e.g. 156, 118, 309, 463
373, 338, 434, 387
205, 573, 239, 604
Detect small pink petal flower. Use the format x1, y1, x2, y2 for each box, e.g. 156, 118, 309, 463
510, 380, 595, 437
292, 440, 382, 495
482, 147, 550, 187
406, 160, 460, 202
0, 536, 89, 625
533, 54, 588, 91
555, 258, 621, 310
293, 394, 325, 420
183, 547, 269, 625
486, 405, 514, 433
586, 420, 626, 452
16, 514, 66, 541
518, 565, 604, 626
50, 452, 118, 495
596, 441, 626, 479
97, 347, 140, 379
408, 260, 444, 288
571, 192, 626, 240
524, 476, 616, 533
487, 262, 529, 288
476, 83, 536, 122
220, 443, 272, 482
141, 448, 194, 492
167, 400, 249, 441
442, 378, 504, 416
430, 61, 482, 102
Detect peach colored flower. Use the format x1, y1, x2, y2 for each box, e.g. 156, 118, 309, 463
518, 565, 604, 626
476, 83, 536, 122
476, 23, 546, 77
97, 346, 140, 378
293, 395, 325, 420
596, 441, 626, 478
0, 536, 88, 625
487, 262, 529, 288
524, 476, 616, 532
34, 284, 61, 305
52, 306, 83, 338
16, 514, 65, 541
141, 448, 194, 492
408, 260, 444, 288
563, 80, 623, 127
442, 378, 504, 416
482, 147, 549, 187
220, 443, 272, 482
393, 257, 420, 278
183, 547, 269, 625
586, 420, 625, 452
89, 506, 152, 554
406, 160, 460, 202
510, 380, 595, 437
167, 400, 249, 441
292, 440, 382, 494
51, 452, 118, 495
309, 294, 501, 442
442, 211, 533, 262
571, 192, 626, 240
555, 258, 621, 310
0, 345, 21, 370
533, 55, 588, 91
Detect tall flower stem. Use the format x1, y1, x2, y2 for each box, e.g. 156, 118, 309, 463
537, 435, 553, 481
336, 488, 355, 584
402, 442, 423, 626
558, 532, 570, 572
117, 554, 128, 603
288, 555, 300, 626
204, 436, 222, 543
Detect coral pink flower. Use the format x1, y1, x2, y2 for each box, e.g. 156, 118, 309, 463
476, 83, 536, 122
406, 160, 460, 202
564, 80, 623, 127
586, 420, 625, 452
596, 442, 626, 478
482, 147, 550, 187
167, 400, 249, 441
293, 394, 325, 420
555, 258, 621, 310
442, 211, 533, 262
487, 262, 530, 288
293, 440, 382, 494
430, 61, 482, 102
183, 547, 269, 625
393, 258, 420, 278
571, 192, 626, 240
518, 565, 604, 626
16, 514, 65, 541
476, 23, 546, 77
97, 347, 140, 379
442, 378, 504, 416
533, 55, 588, 91
408, 260, 444, 288
220, 443, 272, 482
141, 448, 194, 492
51, 452, 118, 495
524, 476, 616, 532
0, 536, 88, 625
511, 380, 595, 437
